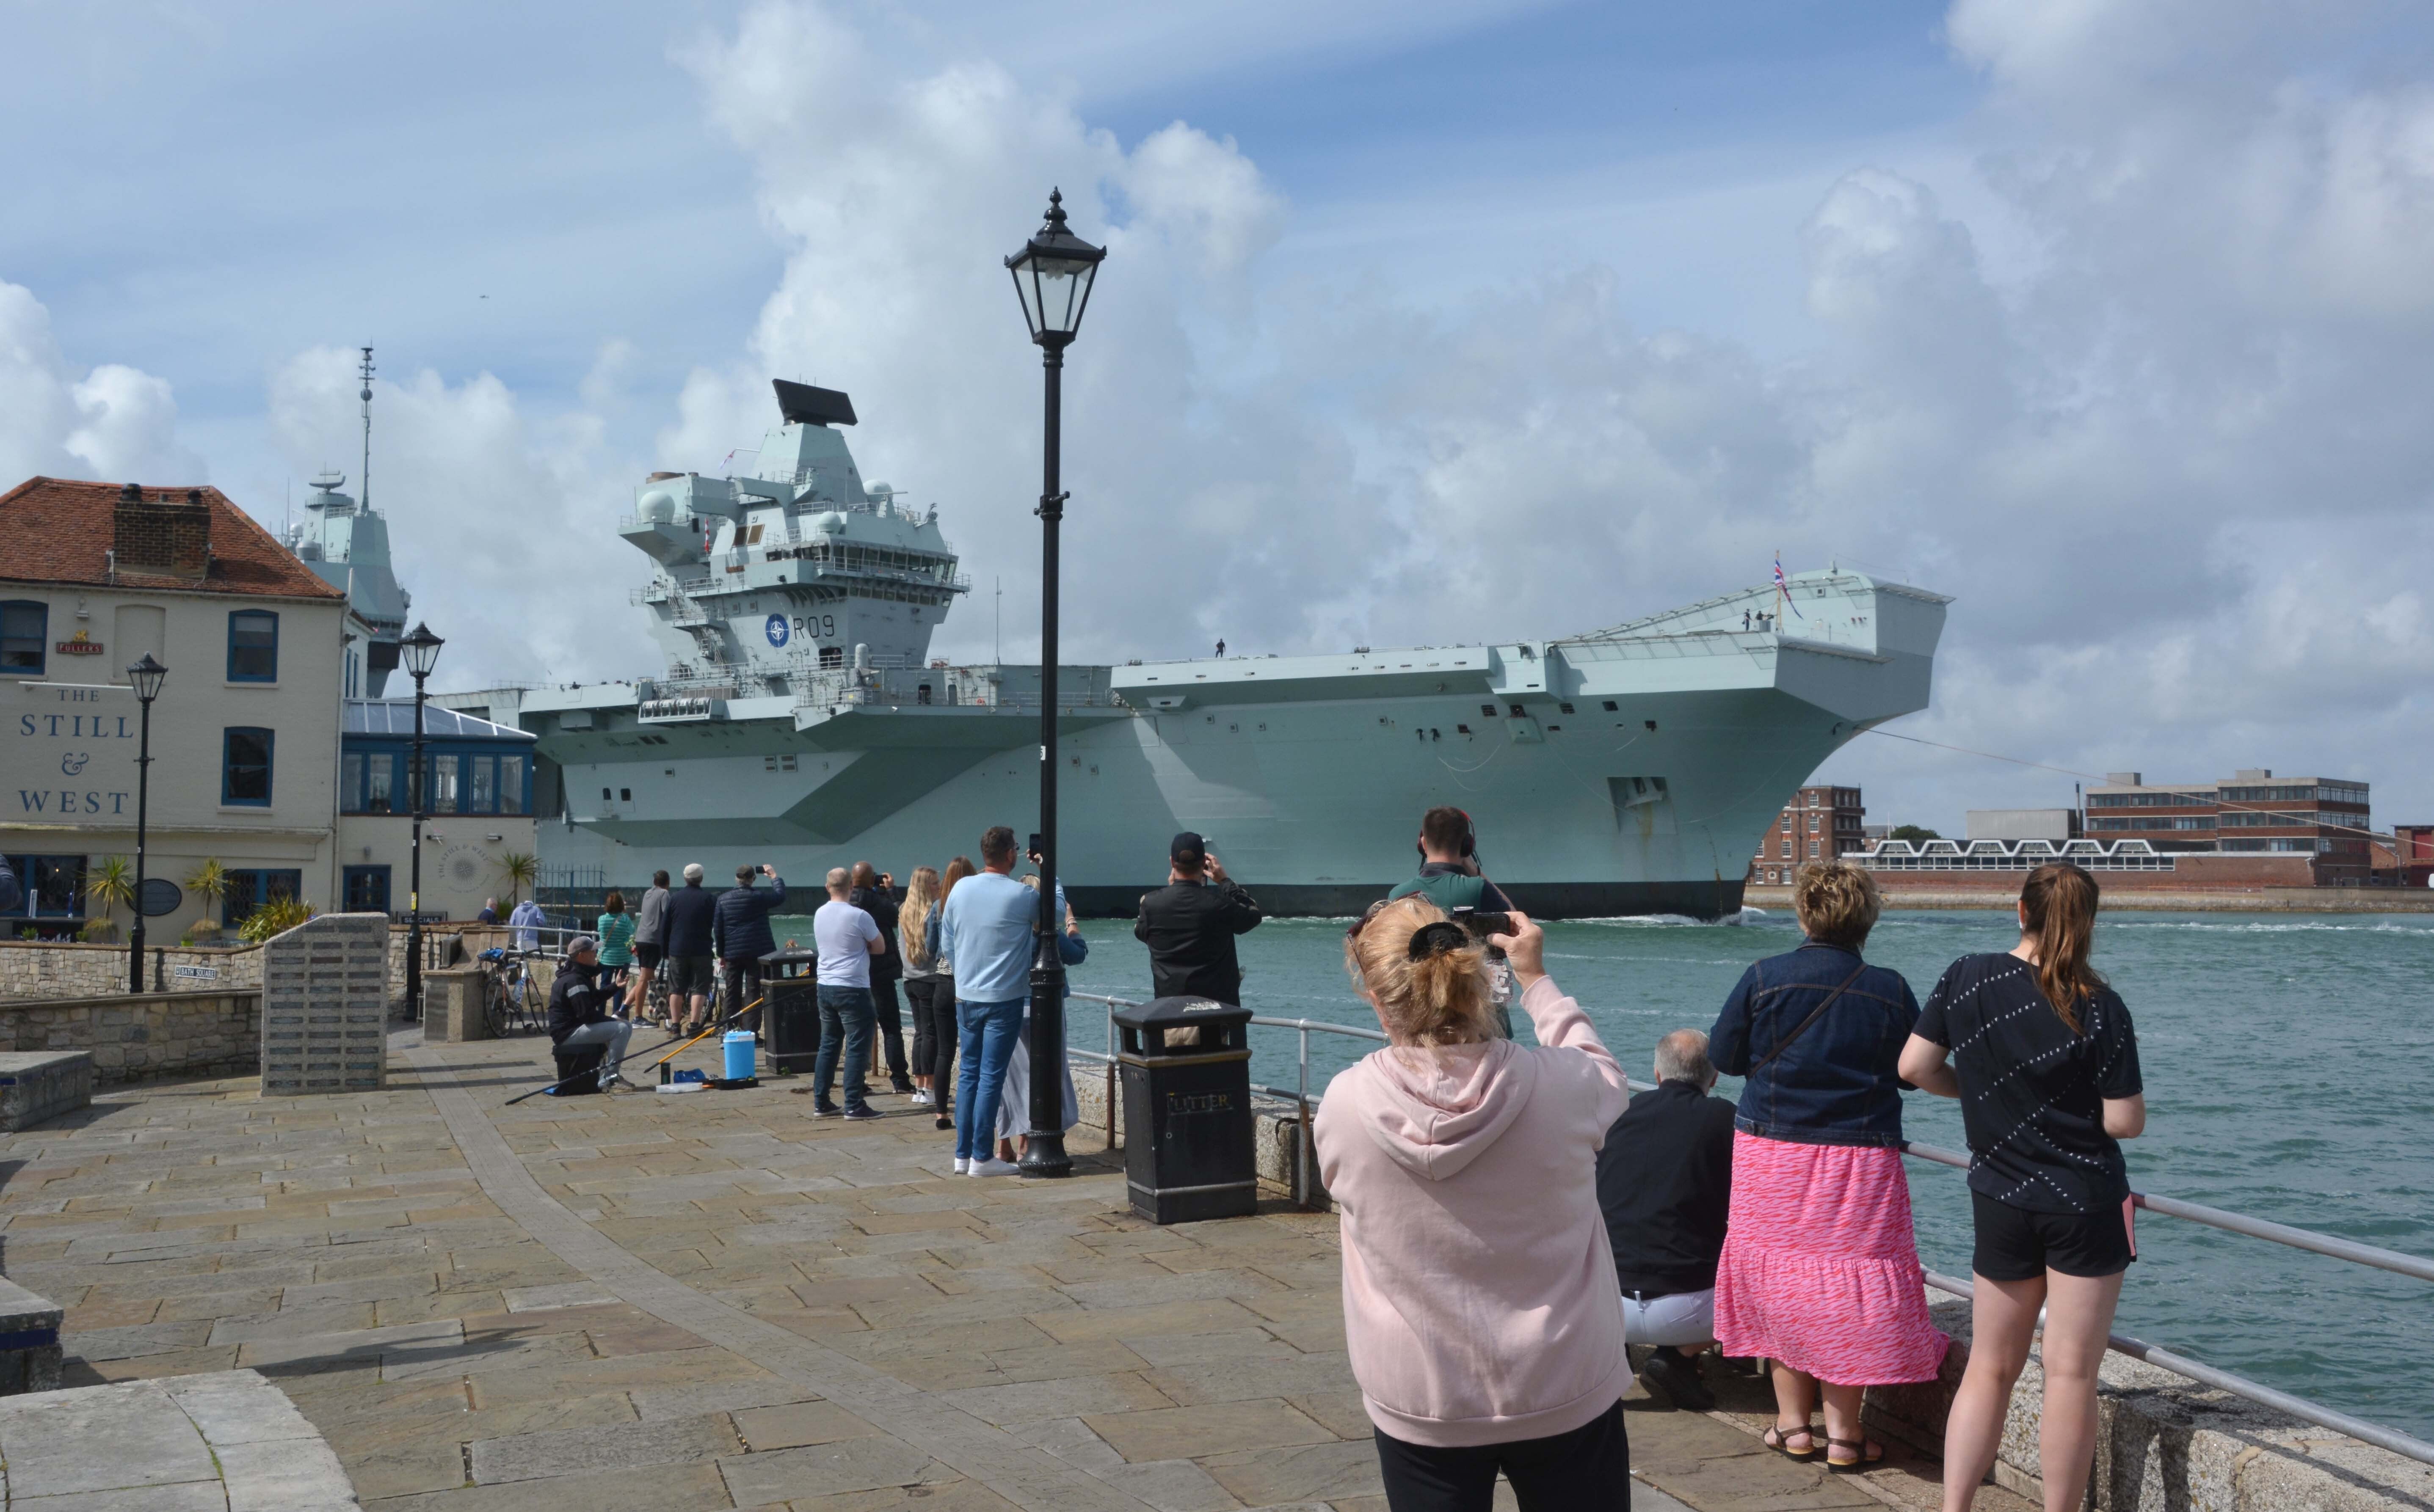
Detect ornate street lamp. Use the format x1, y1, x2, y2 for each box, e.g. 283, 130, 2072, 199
1005, 189, 1104, 1179
126, 654, 166, 993
400, 622, 444, 1021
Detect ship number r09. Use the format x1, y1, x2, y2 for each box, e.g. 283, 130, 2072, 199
768, 613, 839, 648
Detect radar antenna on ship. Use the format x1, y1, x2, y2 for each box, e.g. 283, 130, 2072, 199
358, 345, 376, 513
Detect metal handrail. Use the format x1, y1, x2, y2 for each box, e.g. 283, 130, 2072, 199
1065, 989, 2434, 1460
1901, 1140, 2434, 1285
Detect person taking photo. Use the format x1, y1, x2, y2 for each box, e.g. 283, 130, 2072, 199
1315, 898, 1631, 1511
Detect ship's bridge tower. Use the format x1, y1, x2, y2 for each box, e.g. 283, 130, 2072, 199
287, 470, 411, 697
620, 382, 971, 697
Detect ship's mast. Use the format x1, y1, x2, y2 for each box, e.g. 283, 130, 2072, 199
358, 346, 375, 513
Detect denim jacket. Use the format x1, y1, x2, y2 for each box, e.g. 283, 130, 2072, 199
1708, 941, 1919, 1148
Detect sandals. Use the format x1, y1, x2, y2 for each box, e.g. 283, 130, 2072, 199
1825, 1436, 1885, 1473
1763, 1423, 1818, 1460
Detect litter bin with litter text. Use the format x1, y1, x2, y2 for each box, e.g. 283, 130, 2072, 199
760, 950, 820, 1075
1113, 996, 1257, 1224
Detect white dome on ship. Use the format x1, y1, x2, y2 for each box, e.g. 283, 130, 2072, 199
637, 489, 678, 523
812, 512, 848, 534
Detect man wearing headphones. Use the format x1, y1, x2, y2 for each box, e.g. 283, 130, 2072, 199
1389, 806, 1518, 1036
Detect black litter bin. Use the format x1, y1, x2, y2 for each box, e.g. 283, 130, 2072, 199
1112, 996, 1258, 1224
759, 949, 821, 1076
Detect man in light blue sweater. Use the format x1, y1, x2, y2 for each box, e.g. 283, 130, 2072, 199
938, 825, 1066, 1177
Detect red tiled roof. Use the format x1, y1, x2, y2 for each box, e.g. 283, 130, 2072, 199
0, 476, 345, 600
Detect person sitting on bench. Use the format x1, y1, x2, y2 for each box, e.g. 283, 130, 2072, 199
548, 936, 633, 1092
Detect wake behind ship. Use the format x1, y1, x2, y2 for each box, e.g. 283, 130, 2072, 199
443, 381, 1950, 917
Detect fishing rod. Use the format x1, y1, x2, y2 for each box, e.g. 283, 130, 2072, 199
501, 994, 764, 1107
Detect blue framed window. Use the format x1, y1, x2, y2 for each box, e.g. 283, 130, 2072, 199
227, 609, 279, 682
223, 727, 274, 806
342, 865, 391, 914
469, 754, 495, 813
339, 749, 403, 814
223, 868, 303, 928
499, 755, 527, 815
427, 752, 459, 813
1, 855, 83, 919
0, 601, 46, 675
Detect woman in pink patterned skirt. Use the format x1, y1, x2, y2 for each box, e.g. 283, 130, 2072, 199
1708, 862, 1946, 1471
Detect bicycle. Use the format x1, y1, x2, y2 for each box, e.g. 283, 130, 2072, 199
477, 949, 545, 1038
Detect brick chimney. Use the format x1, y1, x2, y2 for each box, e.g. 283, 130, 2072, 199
112, 483, 212, 579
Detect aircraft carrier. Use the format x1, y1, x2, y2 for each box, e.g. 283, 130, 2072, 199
441, 380, 1950, 917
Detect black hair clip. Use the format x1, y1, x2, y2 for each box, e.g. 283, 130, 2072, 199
1406, 920, 1468, 961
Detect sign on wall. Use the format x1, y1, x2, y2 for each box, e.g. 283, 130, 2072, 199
8, 680, 135, 822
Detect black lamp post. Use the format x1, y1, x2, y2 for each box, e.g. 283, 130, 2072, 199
400, 622, 444, 1021
125, 654, 166, 994
1006, 189, 1104, 1179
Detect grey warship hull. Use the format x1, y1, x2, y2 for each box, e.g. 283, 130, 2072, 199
445, 383, 1949, 918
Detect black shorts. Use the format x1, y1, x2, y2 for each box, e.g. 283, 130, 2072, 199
633, 942, 664, 969
1972, 1191, 2136, 1281
665, 954, 716, 997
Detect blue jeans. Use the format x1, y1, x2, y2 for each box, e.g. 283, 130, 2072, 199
813, 986, 876, 1113
954, 997, 1026, 1160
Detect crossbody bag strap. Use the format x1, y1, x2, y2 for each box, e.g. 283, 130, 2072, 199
1749, 963, 1870, 1071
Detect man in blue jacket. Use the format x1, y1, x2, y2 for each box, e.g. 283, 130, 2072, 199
663, 863, 720, 1034
713, 862, 786, 1034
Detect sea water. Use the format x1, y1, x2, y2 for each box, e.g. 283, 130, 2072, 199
781, 906, 2434, 1437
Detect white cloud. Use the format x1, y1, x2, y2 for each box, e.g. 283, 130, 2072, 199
264, 347, 653, 687
0, 280, 199, 486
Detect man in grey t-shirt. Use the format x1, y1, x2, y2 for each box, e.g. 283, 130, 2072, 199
626, 870, 672, 1017
811, 868, 885, 1119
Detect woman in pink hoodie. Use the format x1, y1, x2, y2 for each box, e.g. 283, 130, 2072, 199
1315, 897, 1634, 1512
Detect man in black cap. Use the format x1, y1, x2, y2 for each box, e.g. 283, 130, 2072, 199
1134, 832, 1263, 1003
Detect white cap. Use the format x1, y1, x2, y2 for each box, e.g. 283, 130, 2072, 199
683, 862, 704, 881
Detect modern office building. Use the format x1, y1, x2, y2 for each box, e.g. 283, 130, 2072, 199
1967, 808, 2082, 843
1, 478, 350, 939
1749, 785, 1865, 885
2085, 769, 2373, 881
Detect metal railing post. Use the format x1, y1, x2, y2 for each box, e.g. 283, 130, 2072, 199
1296, 1025, 1310, 1207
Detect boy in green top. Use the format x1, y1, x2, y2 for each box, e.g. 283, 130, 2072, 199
1387, 806, 1517, 1037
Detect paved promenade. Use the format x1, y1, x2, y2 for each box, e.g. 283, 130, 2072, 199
0, 1030, 2028, 1511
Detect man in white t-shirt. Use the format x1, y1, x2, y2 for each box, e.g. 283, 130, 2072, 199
811, 867, 886, 1119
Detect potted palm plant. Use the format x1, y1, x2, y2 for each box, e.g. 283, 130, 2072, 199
184, 859, 230, 945
84, 855, 133, 943
238, 893, 315, 944
499, 851, 539, 910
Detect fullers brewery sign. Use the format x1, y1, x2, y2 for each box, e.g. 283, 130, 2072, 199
8, 682, 135, 821
53, 631, 105, 657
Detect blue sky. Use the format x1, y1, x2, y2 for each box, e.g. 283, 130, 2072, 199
5, 0, 2432, 832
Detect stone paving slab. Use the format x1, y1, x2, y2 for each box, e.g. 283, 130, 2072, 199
0, 1030, 2032, 1512
0, 1368, 358, 1507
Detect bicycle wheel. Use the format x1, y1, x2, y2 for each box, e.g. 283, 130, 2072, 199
483, 975, 511, 1041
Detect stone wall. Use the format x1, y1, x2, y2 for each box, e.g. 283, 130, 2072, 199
3, 925, 446, 1011
1866, 1292, 2434, 1511
0, 941, 259, 999
0, 991, 259, 1082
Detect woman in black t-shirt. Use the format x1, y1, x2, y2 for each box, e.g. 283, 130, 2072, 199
1899, 862, 2145, 1512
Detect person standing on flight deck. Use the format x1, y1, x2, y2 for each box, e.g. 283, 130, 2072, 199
1389, 806, 1518, 1038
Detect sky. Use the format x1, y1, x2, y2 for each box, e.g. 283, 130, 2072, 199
3, 0, 2431, 835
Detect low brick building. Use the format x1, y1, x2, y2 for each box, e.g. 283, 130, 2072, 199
1749, 784, 1864, 885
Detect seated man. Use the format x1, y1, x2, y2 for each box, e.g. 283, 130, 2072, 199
547, 936, 634, 1093
1597, 1028, 1736, 1409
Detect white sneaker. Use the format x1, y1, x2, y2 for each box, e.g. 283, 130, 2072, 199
911, 1089, 933, 1106
952, 1157, 970, 1174
967, 1158, 1020, 1178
